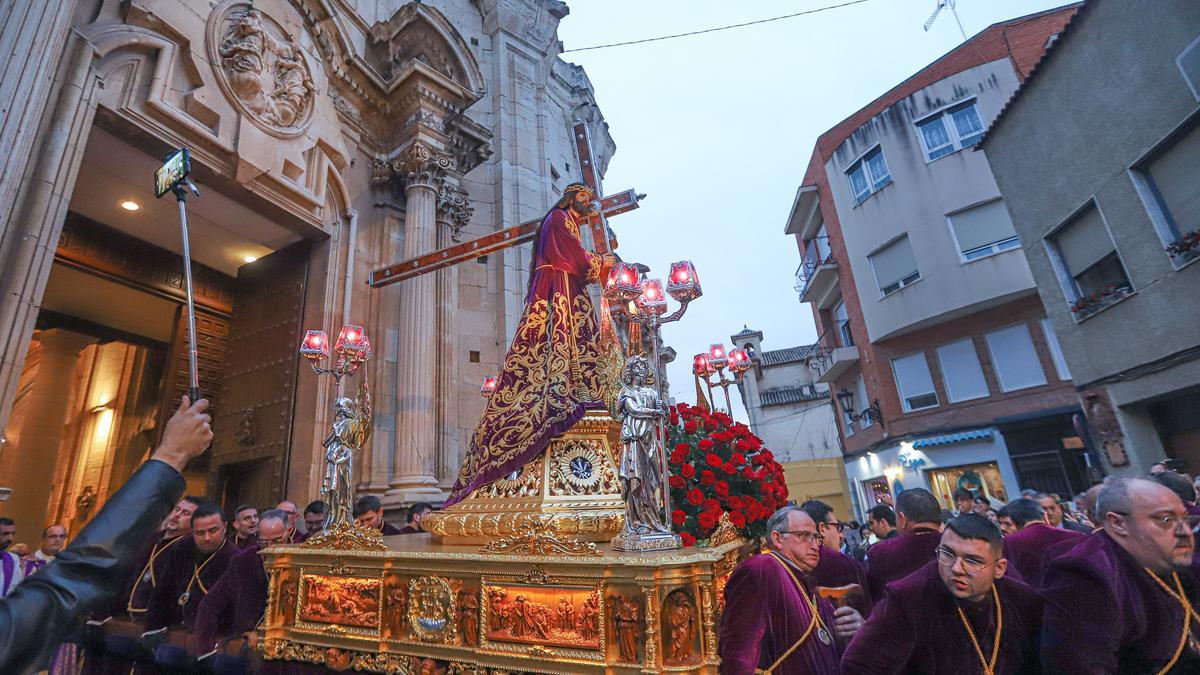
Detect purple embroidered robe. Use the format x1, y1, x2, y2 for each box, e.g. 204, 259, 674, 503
865, 525, 941, 602
194, 543, 268, 652
143, 538, 236, 632
811, 545, 873, 617
1, 551, 22, 597
718, 553, 841, 674
1040, 530, 1200, 673
446, 206, 618, 505
840, 561, 1043, 674
1001, 522, 1085, 589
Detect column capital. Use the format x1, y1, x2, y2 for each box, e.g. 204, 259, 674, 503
436, 183, 473, 241
371, 141, 454, 192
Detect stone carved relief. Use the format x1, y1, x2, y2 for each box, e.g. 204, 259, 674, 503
372, 142, 456, 189
548, 439, 619, 497
437, 183, 473, 241
370, 7, 464, 84
212, 4, 315, 135
663, 589, 696, 665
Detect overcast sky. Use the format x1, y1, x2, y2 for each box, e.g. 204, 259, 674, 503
556, 0, 1071, 420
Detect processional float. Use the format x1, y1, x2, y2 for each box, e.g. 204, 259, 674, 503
259, 123, 743, 674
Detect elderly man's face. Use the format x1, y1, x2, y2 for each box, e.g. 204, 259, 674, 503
1109, 482, 1196, 574
277, 501, 300, 528
769, 511, 822, 572
258, 518, 287, 547
165, 500, 198, 535
42, 525, 67, 555
1037, 496, 1064, 527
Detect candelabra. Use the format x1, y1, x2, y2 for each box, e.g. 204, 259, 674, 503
299, 325, 373, 529
693, 343, 752, 413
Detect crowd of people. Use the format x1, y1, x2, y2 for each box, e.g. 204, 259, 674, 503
719, 471, 1200, 674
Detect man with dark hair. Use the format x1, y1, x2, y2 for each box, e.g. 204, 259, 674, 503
194, 509, 289, 665
353, 495, 402, 535
398, 502, 433, 535
865, 488, 943, 601
0, 518, 21, 597
1035, 492, 1090, 534
867, 504, 897, 543
996, 505, 1017, 536
953, 488, 975, 516
298, 501, 327, 542
842, 514, 1043, 673
1149, 470, 1200, 517
24, 524, 67, 576
799, 500, 871, 617
1041, 477, 1200, 672
228, 505, 258, 550
1000, 498, 1084, 589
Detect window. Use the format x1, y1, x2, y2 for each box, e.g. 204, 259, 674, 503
948, 200, 1021, 260
834, 301, 854, 347
935, 339, 989, 402
915, 100, 985, 160
1040, 318, 1071, 381
985, 324, 1047, 392
855, 375, 873, 428
845, 146, 892, 205
892, 352, 939, 412
870, 235, 920, 296
1139, 120, 1200, 263
1047, 204, 1132, 317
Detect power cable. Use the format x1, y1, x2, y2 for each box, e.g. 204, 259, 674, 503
562, 0, 875, 53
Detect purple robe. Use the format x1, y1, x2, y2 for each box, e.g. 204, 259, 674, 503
841, 561, 1043, 674
381, 522, 403, 536
866, 525, 941, 602
1001, 523, 1085, 589
811, 545, 873, 616
396, 524, 420, 535
1040, 530, 1200, 673
228, 533, 256, 551
193, 543, 268, 653
1, 551, 22, 596
719, 552, 841, 674
116, 531, 187, 618
143, 538, 236, 632
446, 206, 618, 505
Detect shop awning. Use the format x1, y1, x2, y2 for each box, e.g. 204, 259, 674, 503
911, 428, 994, 449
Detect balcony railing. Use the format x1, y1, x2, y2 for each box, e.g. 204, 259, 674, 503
795, 236, 838, 306
809, 343, 860, 384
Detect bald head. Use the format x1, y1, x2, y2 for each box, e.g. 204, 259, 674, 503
1101, 477, 1194, 573
1083, 484, 1104, 525
766, 506, 822, 572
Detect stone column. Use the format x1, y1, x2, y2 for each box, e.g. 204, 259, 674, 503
0, 329, 93, 530
434, 183, 472, 487
387, 143, 453, 503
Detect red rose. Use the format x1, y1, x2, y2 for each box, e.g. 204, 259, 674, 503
729, 511, 747, 528
741, 466, 755, 479
669, 411, 680, 426
700, 470, 717, 486
704, 419, 718, 431
686, 488, 704, 506
723, 462, 737, 475
669, 450, 685, 465
698, 439, 714, 452
671, 509, 686, 526
714, 481, 730, 498
726, 495, 743, 510
675, 443, 691, 453
706, 453, 723, 468
698, 511, 717, 530
684, 421, 698, 433
703, 498, 721, 512
730, 452, 747, 466
669, 475, 685, 489
752, 453, 765, 466
681, 463, 696, 478
680, 531, 696, 547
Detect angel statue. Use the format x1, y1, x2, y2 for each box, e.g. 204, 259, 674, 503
615, 355, 672, 540
321, 381, 372, 529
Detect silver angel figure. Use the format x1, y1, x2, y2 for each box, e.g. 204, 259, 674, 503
617, 355, 670, 535
321, 381, 372, 530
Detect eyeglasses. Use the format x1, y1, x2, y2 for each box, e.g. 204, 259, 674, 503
1109, 511, 1200, 532
935, 545, 991, 576
821, 521, 848, 533
780, 530, 824, 545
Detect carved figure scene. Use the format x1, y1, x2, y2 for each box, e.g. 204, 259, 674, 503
299, 575, 381, 628
663, 589, 697, 665
274, 570, 297, 627
609, 594, 641, 663
457, 588, 480, 646
217, 7, 315, 131
408, 576, 457, 643
382, 575, 408, 640
485, 586, 601, 649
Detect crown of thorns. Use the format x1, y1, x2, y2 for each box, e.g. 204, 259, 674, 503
563, 182, 593, 196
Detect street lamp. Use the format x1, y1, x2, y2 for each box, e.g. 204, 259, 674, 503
835, 388, 884, 428
694, 343, 751, 413
300, 325, 372, 383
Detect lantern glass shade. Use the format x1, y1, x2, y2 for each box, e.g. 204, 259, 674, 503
480, 375, 499, 397
666, 260, 702, 302
729, 347, 751, 373
836, 388, 855, 415
692, 353, 711, 376
335, 325, 369, 356
300, 330, 329, 360
636, 279, 668, 315
606, 261, 642, 302
708, 343, 728, 369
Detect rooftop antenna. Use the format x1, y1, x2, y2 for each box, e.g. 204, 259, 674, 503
924, 0, 967, 41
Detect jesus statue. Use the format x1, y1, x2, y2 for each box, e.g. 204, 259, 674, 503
445, 183, 622, 505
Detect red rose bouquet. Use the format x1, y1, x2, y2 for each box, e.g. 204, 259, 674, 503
666, 403, 788, 546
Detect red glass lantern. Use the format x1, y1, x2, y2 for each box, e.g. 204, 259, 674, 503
636, 279, 667, 316
605, 261, 642, 303
708, 343, 728, 370
480, 375, 498, 397
666, 260, 702, 302
692, 353, 711, 376
729, 347, 751, 373
335, 325, 369, 358
300, 330, 329, 360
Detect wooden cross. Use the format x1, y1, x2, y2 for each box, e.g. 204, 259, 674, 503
369, 121, 644, 288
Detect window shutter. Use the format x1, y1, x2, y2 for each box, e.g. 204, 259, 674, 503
985, 324, 1047, 392
950, 201, 1018, 253
870, 236, 919, 289
1148, 124, 1200, 235
1056, 207, 1114, 275
935, 339, 990, 402
891, 352, 938, 410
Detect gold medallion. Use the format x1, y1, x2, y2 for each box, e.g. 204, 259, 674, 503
178, 592, 190, 606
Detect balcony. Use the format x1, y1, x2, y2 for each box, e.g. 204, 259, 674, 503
811, 344, 860, 384
795, 236, 839, 309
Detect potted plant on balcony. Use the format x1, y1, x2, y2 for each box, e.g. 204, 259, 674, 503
1165, 229, 1200, 259
1069, 283, 1132, 317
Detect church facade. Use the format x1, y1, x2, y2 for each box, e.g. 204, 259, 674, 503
0, 0, 615, 533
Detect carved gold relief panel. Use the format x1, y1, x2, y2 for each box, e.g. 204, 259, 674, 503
482, 583, 603, 651
299, 574, 381, 629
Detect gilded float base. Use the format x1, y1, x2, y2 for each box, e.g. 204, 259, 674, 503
610, 530, 682, 552
422, 411, 627, 545
260, 531, 742, 674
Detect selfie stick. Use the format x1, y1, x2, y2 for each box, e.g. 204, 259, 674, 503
170, 178, 202, 404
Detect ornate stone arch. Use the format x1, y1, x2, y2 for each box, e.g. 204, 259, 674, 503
367, 2, 486, 94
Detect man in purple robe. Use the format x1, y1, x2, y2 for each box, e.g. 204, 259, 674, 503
297, 500, 326, 542
23, 524, 67, 576
228, 505, 258, 550
397, 502, 432, 535
353, 495, 402, 535
719, 506, 865, 674
445, 183, 620, 505
275, 501, 304, 544
841, 514, 1043, 673
0, 518, 23, 597
1150, 470, 1200, 518
1000, 497, 1085, 589
194, 509, 287, 660
1041, 477, 1200, 673
866, 488, 943, 601
801, 500, 872, 616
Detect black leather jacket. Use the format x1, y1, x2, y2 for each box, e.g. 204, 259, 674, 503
0, 459, 184, 673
